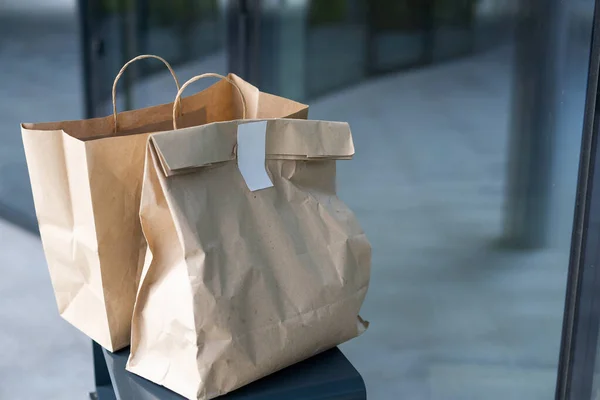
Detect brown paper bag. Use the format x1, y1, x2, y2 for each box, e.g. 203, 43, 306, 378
126, 81, 370, 399
21, 57, 308, 351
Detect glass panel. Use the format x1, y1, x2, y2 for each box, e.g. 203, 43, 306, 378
305, 0, 368, 97
129, 0, 229, 110
139, 0, 223, 72
367, 0, 429, 72
96, 0, 229, 113
249, 0, 595, 398
87, 0, 134, 116
432, 0, 475, 60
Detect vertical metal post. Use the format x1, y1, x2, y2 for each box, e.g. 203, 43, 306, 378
253, 1, 282, 96
421, 0, 435, 65
556, 3, 600, 398
503, 0, 568, 248
93, 342, 112, 389
226, 0, 249, 79
79, 4, 110, 399
119, 2, 134, 113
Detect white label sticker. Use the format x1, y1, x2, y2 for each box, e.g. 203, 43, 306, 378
237, 121, 274, 192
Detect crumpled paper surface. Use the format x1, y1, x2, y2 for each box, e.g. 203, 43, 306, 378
127, 118, 371, 399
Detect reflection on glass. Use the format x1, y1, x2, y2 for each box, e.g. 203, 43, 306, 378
262, 0, 517, 101
97, 0, 229, 112
140, 0, 223, 69
368, 0, 428, 72
432, 0, 475, 59
306, 0, 367, 97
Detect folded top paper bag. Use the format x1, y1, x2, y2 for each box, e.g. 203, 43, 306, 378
126, 74, 371, 399
21, 56, 308, 352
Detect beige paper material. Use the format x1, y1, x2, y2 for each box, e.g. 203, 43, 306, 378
127, 118, 371, 399
21, 61, 308, 351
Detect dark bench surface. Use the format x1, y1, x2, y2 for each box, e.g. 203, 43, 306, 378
100, 346, 366, 400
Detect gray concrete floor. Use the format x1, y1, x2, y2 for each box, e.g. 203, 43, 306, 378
0, 7, 594, 400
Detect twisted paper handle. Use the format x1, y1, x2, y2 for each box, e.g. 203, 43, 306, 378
172, 73, 247, 130
112, 54, 181, 133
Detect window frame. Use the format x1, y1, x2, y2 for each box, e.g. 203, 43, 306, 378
556, 1, 600, 399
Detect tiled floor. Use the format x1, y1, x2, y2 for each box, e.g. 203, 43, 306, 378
0, 8, 593, 400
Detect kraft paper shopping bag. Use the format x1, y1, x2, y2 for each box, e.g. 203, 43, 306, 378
126, 75, 370, 399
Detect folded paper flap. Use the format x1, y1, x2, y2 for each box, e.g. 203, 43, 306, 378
151, 122, 237, 175
150, 119, 354, 176
265, 119, 354, 158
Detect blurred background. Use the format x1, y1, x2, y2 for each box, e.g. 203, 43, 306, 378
0, 0, 596, 399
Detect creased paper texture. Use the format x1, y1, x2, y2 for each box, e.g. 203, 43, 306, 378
127, 118, 371, 399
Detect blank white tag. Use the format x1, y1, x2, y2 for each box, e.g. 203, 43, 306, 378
237, 121, 274, 191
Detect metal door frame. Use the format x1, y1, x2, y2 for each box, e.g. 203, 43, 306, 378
556, 0, 600, 398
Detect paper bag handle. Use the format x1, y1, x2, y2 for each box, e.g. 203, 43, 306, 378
172, 73, 247, 130
112, 54, 181, 133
